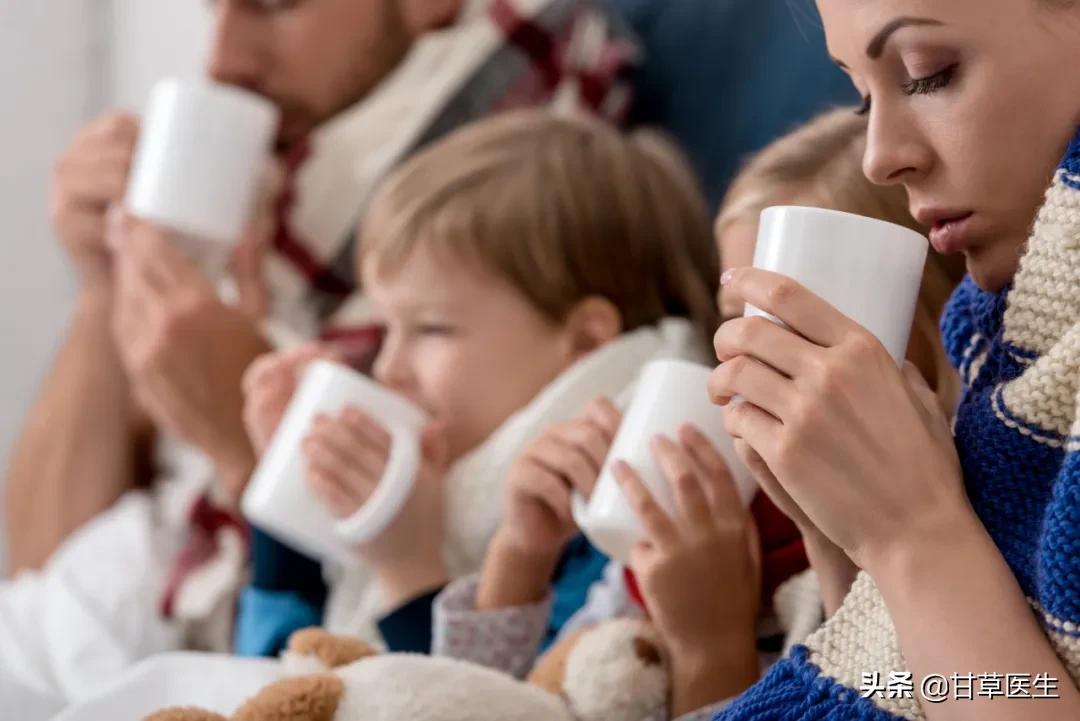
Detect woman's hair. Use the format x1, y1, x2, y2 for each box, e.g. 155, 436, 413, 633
717, 107, 964, 409
359, 109, 720, 341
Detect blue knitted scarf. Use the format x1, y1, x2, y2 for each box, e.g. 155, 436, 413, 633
715, 127, 1080, 720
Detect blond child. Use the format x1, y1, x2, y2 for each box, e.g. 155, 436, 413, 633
237, 108, 746, 693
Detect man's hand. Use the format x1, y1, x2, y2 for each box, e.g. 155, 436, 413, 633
112, 216, 270, 505
50, 113, 139, 286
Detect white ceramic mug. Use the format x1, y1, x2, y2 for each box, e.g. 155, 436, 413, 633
572, 360, 758, 564
125, 78, 279, 272
242, 360, 428, 565
747, 206, 929, 366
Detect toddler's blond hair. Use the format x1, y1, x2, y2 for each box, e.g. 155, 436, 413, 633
361, 109, 719, 341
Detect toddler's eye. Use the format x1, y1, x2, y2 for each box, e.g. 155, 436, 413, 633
417, 324, 455, 336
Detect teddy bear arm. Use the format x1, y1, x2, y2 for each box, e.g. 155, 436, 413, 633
286, 628, 378, 669
231, 674, 345, 721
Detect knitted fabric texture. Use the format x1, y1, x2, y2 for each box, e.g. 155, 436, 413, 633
714, 127, 1080, 720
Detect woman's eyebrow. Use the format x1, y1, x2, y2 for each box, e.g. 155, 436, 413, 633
866, 17, 945, 59
831, 16, 946, 69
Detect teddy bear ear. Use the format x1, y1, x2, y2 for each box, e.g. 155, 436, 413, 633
632, 636, 663, 667
144, 709, 228, 721
232, 673, 345, 721
286, 627, 378, 669
526, 626, 593, 697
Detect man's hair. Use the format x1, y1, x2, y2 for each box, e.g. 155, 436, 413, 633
360, 109, 719, 340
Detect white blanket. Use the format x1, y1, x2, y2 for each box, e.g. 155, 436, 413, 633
0, 443, 204, 714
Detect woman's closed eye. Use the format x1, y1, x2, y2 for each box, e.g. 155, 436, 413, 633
854, 62, 958, 117
902, 63, 958, 96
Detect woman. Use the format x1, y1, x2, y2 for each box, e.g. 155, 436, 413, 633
703, 1, 1080, 719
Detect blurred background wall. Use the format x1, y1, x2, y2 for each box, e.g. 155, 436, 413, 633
0, 1, 210, 572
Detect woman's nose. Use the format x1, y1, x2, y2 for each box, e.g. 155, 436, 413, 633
863, 106, 934, 187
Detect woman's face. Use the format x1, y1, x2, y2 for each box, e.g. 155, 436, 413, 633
818, 0, 1080, 291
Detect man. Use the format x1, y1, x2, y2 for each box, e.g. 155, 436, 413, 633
2, 0, 636, 709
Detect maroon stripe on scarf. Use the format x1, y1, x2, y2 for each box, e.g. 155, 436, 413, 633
272, 140, 354, 297
578, 41, 635, 112
490, 0, 563, 91
160, 495, 249, 618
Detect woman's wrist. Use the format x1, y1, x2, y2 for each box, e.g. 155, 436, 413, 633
857, 504, 1080, 719
860, 501, 984, 594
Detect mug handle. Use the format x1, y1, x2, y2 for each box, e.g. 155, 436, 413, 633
332, 421, 421, 545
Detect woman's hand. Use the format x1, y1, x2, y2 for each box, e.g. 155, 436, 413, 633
242, 344, 340, 454
733, 436, 859, 616
708, 268, 968, 574
477, 397, 620, 610
302, 410, 452, 609
618, 425, 761, 714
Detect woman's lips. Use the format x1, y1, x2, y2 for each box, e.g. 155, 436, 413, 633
926, 212, 976, 255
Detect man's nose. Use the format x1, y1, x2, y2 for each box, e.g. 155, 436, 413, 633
206, 1, 267, 92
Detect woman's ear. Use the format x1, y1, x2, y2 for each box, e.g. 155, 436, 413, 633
562, 296, 623, 361
401, 0, 464, 38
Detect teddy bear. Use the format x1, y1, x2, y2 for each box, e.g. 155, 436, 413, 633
144, 619, 669, 721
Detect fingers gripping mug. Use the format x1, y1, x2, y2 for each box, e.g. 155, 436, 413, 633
572, 360, 758, 564
242, 360, 428, 565
746, 206, 929, 366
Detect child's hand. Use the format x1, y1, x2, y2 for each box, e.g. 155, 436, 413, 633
476, 398, 620, 611
501, 397, 621, 559
242, 343, 338, 454
617, 424, 761, 715
303, 411, 451, 610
